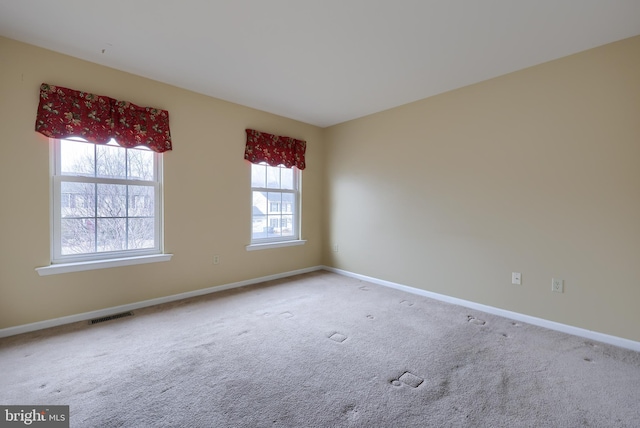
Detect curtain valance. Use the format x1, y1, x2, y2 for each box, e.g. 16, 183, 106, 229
35, 83, 172, 153
244, 128, 306, 170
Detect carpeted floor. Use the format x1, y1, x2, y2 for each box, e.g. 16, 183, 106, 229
1, 271, 639, 427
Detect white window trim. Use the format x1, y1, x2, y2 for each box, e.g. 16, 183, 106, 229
36, 254, 173, 276
250, 163, 303, 246
246, 240, 306, 251
39, 139, 168, 273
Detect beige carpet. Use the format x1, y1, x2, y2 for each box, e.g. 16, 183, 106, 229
1, 271, 639, 427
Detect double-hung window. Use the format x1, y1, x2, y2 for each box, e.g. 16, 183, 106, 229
250, 162, 300, 243
51, 138, 163, 264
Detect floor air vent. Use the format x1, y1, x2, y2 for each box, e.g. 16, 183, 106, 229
89, 311, 133, 325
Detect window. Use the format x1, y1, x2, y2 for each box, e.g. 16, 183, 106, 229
51, 138, 163, 264
250, 162, 300, 243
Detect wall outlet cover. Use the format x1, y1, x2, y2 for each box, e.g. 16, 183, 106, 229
552, 278, 563, 293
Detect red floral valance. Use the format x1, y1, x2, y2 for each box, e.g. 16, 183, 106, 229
244, 129, 306, 170
35, 83, 172, 153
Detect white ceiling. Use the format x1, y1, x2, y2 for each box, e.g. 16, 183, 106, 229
1, 1, 639, 128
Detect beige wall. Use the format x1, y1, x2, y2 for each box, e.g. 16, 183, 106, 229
0, 37, 325, 329
324, 36, 640, 342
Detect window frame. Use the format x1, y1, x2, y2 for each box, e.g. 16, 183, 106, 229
249, 162, 302, 246
49, 138, 165, 265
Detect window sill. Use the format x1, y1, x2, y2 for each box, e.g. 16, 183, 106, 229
35, 254, 173, 276
246, 240, 307, 251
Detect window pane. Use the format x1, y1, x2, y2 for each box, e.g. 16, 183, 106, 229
281, 215, 294, 237
61, 219, 95, 255
61, 182, 95, 218
252, 191, 268, 239
267, 192, 283, 238
281, 192, 295, 205
96, 218, 126, 252
60, 140, 95, 176
128, 185, 155, 217
281, 167, 294, 190
97, 143, 126, 179
128, 148, 154, 181
267, 215, 281, 238
266, 165, 281, 189
97, 184, 127, 217
128, 218, 155, 249
267, 192, 282, 213
251, 163, 266, 188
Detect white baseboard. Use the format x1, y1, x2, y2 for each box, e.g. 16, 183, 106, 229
323, 266, 640, 353
0, 265, 323, 339
4, 264, 639, 353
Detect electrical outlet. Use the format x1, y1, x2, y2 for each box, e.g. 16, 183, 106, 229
552, 278, 563, 293
511, 272, 521, 285
213, 255, 220, 265
332, 244, 339, 252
